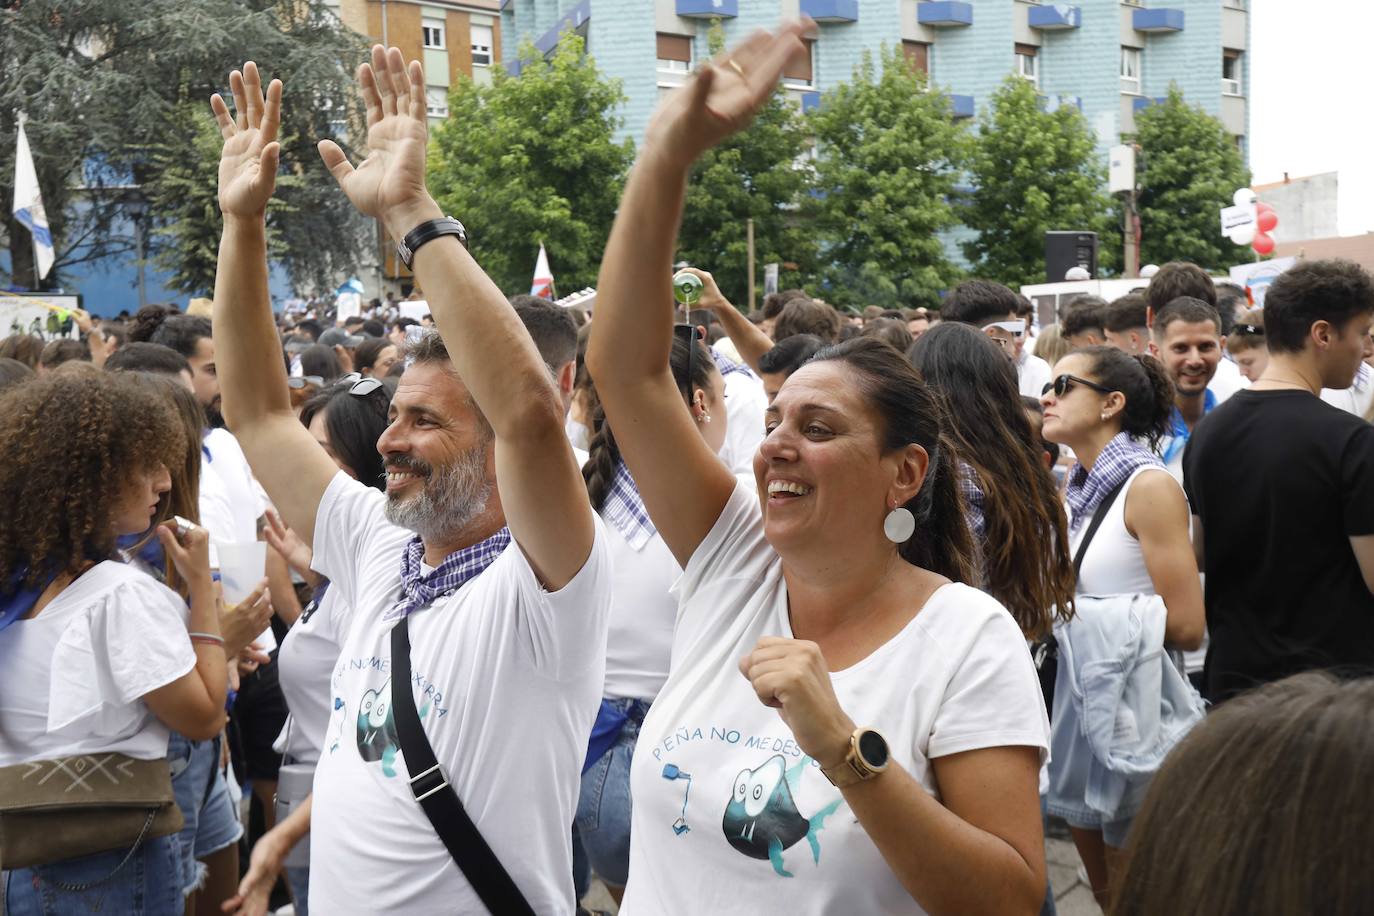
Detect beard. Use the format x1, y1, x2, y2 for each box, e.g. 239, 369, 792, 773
383, 445, 493, 543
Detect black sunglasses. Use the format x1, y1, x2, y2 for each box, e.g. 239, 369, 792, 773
336, 372, 385, 396
1043, 374, 1116, 399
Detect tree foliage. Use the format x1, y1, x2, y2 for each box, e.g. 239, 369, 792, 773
674, 23, 814, 307
1135, 86, 1251, 271
428, 35, 634, 296
0, 0, 369, 293
805, 47, 969, 310
963, 76, 1117, 286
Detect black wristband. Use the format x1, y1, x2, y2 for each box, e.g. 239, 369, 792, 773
397, 216, 468, 269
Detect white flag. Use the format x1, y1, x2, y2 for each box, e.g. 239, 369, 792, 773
531, 243, 554, 299
12, 116, 54, 280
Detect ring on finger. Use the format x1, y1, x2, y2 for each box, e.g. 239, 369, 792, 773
726, 59, 746, 78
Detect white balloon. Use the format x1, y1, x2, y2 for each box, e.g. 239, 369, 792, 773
1065, 266, 1091, 281
1228, 225, 1256, 245
1140, 264, 1161, 278
1233, 187, 1257, 208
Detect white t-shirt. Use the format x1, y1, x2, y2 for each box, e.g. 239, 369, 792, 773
620, 483, 1050, 915
307, 473, 612, 915
0, 562, 195, 766
1018, 351, 1053, 400
275, 586, 346, 765
201, 427, 275, 649
1320, 363, 1374, 417
718, 370, 768, 476
600, 523, 680, 702
1208, 357, 1247, 404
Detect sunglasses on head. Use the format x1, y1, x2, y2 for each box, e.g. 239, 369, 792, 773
336, 372, 385, 396
1042, 374, 1116, 399
287, 376, 324, 389
1233, 324, 1263, 337
673, 323, 699, 407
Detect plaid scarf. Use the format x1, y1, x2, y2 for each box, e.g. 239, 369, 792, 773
1065, 432, 1162, 534
712, 350, 757, 381
382, 528, 512, 622
957, 462, 987, 541
601, 461, 656, 550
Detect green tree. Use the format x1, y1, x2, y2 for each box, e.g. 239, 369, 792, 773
1135, 86, 1251, 270
142, 105, 298, 295
0, 0, 368, 293
963, 76, 1117, 286
428, 35, 634, 296
806, 47, 970, 309
674, 23, 815, 307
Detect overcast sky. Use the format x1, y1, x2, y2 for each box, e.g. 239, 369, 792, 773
1249, 0, 1371, 236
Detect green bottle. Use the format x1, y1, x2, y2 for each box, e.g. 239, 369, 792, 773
673, 270, 704, 307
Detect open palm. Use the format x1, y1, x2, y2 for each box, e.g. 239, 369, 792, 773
646, 20, 811, 163
210, 62, 281, 219
319, 45, 432, 231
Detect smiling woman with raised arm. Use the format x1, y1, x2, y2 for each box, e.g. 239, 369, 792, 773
586, 22, 1050, 916
209, 52, 610, 915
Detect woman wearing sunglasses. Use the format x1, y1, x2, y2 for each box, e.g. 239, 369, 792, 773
589, 22, 1050, 915
1038, 346, 1205, 906
223, 372, 392, 916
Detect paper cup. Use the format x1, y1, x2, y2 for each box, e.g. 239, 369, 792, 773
216, 541, 266, 606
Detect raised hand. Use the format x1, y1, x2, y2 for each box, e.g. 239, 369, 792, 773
157, 522, 213, 590
318, 45, 436, 238
210, 62, 282, 220
645, 20, 811, 167
262, 507, 317, 586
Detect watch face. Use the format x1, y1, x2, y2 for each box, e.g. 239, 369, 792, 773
858, 729, 889, 769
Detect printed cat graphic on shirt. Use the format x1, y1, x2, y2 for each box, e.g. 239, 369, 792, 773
720, 754, 843, 878
356, 678, 401, 777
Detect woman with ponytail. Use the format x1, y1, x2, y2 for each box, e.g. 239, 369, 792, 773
587, 21, 1051, 915
1038, 345, 1205, 907
575, 332, 726, 904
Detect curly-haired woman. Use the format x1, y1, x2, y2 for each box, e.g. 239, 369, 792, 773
0, 368, 230, 915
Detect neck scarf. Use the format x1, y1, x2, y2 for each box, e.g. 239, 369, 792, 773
601, 460, 657, 550
1066, 432, 1162, 533
383, 528, 512, 622
1161, 388, 1217, 465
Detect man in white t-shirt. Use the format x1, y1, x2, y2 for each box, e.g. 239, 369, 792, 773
209, 55, 610, 915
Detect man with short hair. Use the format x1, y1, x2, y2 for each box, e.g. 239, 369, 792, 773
938, 279, 1050, 396
772, 296, 840, 343
105, 341, 195, 388
757, 333, 825, 403
509, 294, 579, 417
343, 315, 367, 334
211, 55, 610, 913
1150, 296, 1224, 481
1059, 296, 1107, 349
759, 288, 806, 338
389, 316, 419, 347
1103, 294, 1150, 355
1146, 261, 1246, 400
1184, 259, 1374, 702
151, 313, 222, 425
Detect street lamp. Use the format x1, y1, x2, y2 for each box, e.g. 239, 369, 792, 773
126, 194, 147, 309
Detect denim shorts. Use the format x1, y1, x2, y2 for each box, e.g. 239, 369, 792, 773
574, 697, 650, 888
3, 833, 182, 915
168, 732, 243, 895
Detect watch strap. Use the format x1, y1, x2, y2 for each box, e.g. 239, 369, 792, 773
820, 728, 889, 789
397, 216, 468, 269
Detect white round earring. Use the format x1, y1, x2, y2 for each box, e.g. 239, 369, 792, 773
700, 412, 712, 424
884, 506, 915, 543
1101, 413, 1108, 422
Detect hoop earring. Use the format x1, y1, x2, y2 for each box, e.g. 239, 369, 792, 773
884, 506, 915, 543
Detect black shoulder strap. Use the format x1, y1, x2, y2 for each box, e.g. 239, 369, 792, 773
1073, 476, 1131, 577
390, 616, 536, 916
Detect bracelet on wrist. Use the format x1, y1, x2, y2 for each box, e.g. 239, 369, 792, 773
189, 632, 225, 649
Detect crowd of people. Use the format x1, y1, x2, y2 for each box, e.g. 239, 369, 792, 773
3, 22, 1374, 916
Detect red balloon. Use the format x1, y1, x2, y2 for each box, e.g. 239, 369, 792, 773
1252, 232, 1276, 255
1256, 203, 1278, 232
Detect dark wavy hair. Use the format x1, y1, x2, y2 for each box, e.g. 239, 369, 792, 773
1072, 346, 1176, 449
352, 336, 397, 377
583, 333, 716, 513
0, 367, 187, 593
1263, 258, 1374, 355
299, 380, 394, 490
907, 323, 1074, 635
810, 337, 978, 586
0, 334, 44, 368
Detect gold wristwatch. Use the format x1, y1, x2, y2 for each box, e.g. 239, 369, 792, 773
820, 727, 890, 789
